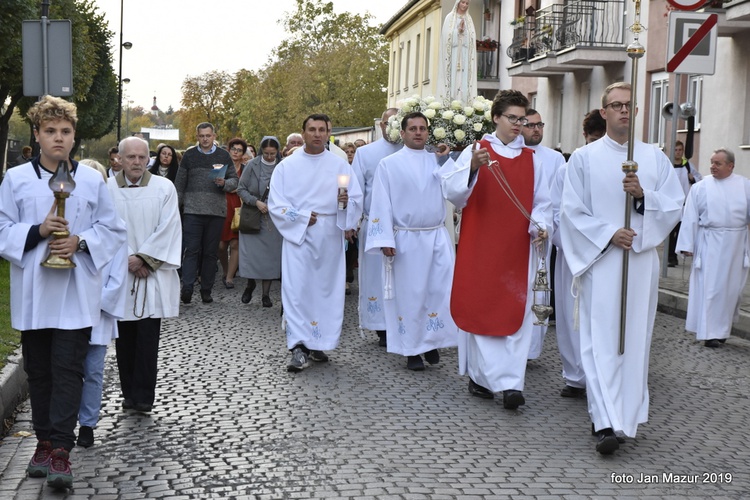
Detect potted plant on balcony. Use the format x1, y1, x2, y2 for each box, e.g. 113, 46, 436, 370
509, 16, 525, 26
476, 38, 499, 52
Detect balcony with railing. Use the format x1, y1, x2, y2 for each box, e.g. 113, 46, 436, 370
507, 0, 629, 77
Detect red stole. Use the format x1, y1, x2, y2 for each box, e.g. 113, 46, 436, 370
450, 141, 535, 336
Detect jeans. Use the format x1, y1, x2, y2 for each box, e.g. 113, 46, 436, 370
79, 344, 107, 427
22, 328, 90, 451
182, 213, 224, 292
116, 318, 161, 406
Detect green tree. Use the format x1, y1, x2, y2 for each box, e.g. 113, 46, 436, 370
1, 0, 118, 163
235, 0, 388, 146
180, 70, 231, 143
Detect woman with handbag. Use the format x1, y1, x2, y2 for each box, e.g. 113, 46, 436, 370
237, 136, 283, 306
219, 138, 248, 289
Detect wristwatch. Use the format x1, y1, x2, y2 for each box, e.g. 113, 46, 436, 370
76, 236, 88, 253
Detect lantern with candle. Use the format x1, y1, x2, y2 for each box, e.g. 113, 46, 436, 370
41, 161, 77, 269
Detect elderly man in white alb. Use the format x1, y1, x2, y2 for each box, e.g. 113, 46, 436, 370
677, 148, 750, 348
108, 136, 182, 414
351, 108, 402, 347
561, 82, 684, 455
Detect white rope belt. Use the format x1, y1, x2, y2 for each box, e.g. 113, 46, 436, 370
383, 224, 443, 300
393, 224, 443, 232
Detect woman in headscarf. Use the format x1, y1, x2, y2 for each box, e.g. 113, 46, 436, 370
236, 136, 283, 307
437, 0, 477, 103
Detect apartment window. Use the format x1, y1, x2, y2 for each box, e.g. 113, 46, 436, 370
397, 45, 403, 95
649, 73, 669, 147
686, 75, 702, 130
390, 50, 396, 95
424, 28, 431, 83
414, 35, 421, 87
405, 41, 411, 92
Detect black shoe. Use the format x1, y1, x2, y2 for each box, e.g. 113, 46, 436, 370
705, 339, 721, 348
407, 355, 425, 371
718, 338, 727, 344
262, 295, 272, 308
241, 281, 256, 304
134, 402, 153, 413
502, 390, 525, 409
376, 330, 387, 347
468, 379, 494, 399
122, 398, 134, 410
591, 423, 626, 443
595, 427, 620, 455
200, 290, 213, 303
309, 350, 329, 362
667, 261, 678, 268
77, 426, 94, 448
424, 349, 440, 365
181, 289, 192, 304
560, 385, 587, 398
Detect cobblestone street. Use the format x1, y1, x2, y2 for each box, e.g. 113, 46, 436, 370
0, 282, 748, 499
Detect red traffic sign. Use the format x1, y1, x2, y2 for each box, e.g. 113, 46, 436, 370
666, 12, 718, 74
666, 0, 707, 10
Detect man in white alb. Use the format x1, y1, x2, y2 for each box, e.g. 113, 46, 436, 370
677, 148, 750, 348
560, 82, 684, 454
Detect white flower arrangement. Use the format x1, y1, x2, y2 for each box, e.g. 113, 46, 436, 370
386, 95, 496, 150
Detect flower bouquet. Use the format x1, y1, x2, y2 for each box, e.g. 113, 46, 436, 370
385, 95, 495, 151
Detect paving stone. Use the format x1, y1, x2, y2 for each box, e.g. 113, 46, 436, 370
1, 281, 749, 498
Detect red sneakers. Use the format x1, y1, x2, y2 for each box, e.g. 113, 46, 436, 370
26, 440, 52, 477
46, 448, 73, 489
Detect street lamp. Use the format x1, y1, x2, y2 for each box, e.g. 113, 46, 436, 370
116, 0, 132, 142
126, 99, 134, 135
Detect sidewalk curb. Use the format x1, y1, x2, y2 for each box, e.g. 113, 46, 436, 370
658, 288, 750, 341
0, 351, 27, 427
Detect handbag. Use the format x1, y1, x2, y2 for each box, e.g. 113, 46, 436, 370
230, 206, 241, 232
239, 185, 270, 234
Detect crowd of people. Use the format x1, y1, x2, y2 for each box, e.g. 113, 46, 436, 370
1, 81, 747, 489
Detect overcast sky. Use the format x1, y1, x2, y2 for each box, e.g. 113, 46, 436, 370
92, 0, 407, 112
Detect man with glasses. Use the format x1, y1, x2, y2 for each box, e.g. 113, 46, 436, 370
560, 82, 684, 454
443, 89, 552, 410
521, 109, 566, 361
174, 122, 238, 304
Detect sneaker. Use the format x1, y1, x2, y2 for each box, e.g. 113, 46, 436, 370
262, 295, 273, 308
200, 290, 213, 303
27, 440, 52, 478
46, 448, 73, 489
309, 350, 329, 362
77, 426, 94, 448
287, 347, 309, 372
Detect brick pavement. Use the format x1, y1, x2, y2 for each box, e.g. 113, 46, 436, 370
0, 281, 748, 499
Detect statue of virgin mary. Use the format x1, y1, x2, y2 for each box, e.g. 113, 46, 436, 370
437, 0, 478, 104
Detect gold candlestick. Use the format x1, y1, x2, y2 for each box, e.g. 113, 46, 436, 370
41, 161, 77, 269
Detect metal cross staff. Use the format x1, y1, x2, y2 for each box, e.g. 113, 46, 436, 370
620, 0, 646, 355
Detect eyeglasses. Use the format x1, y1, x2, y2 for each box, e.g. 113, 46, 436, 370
604, 101, 631, 111
230, 147, 244, 153
524, 122, 545, 130
502, 114, 529, 126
